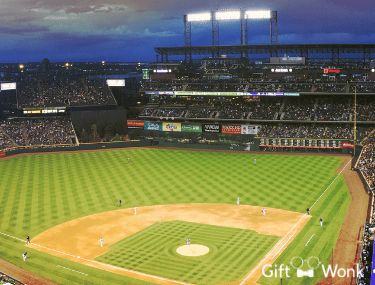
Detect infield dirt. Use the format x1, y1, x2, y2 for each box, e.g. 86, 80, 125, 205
29, 203, 310, 285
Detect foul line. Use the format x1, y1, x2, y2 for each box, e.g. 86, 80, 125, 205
29, 243, 191, 285
310, 158, 352, 210
0, 231, 191, 285
305, 234, 315, 246
239, 213, 306, 285
240, 157, 352, 285
0, 232, 25, 243
272, 233, 295, 259
56, 265, 88, 276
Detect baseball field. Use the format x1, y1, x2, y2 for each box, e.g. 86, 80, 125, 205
0, 147, 351, 284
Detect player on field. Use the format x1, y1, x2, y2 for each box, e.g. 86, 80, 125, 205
254, 158, 257, 165
100, 237, 104, 247
237, 197, 240, 205
134, 207, 137, 215
22, 252, 27, 261
26, 235, 30, 245
262, 208, 266, 216
119, 199, 122, 207
320, 218, 323, 227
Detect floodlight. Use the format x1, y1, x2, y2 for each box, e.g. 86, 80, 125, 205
187, 13, 211, 22
1, 82, 17, 91
245, 10, 271, 19
215, 10, 241, 20
106, 79, 125, 87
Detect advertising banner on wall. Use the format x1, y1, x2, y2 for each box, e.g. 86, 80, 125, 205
222, 125, 242, 134
144, 121, 162, 131
241, 125, 259, 135
202, 124, 221, 133
127, 120, 144, 129
181, 123, 202, 133
0, 152, 5, 157
162, 122, 181, 132
342, 142, 354, 148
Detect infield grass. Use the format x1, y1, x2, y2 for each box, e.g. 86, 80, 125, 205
0, 148, 349, 284
96, 220, 280, 284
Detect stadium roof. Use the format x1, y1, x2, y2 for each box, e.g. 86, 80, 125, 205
155, 43, 375, 64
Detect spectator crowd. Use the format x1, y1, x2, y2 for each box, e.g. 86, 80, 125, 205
17, 78, 116, 108
0, 117, 76, 150
139, 95, 375, 123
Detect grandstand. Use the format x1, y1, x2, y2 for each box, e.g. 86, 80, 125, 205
17, 77, 117, 108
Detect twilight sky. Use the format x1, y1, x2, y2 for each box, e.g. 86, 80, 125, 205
0, 0, 374, 63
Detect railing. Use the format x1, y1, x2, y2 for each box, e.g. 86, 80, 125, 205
0, 270, 23, 285
0, 143, 78, 154
356, 222, 372, 285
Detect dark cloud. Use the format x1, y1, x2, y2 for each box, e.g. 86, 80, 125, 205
115, 7, 126, 11
0, 25, 49, 35
13, 17, 35, 24
42, 32, 112, 47
160, 15, 180, 20
64, 4, 115, 14
64, 6, 100, 14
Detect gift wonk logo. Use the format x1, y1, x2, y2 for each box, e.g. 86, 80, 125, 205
291, 256, 321, 278
262, 256, 321, 278
262, 256, 363, 279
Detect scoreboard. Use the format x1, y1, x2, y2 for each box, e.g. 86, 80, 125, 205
259, 138, 346, 149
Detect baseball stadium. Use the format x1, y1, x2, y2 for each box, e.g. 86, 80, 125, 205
1, 9, 375, 285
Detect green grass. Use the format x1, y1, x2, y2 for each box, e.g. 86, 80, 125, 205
96, 220, 280, 284
0, 148, 349, 284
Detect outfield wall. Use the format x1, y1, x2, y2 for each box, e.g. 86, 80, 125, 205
158, 141, 246, 151
2, 140, 151, 157
129, 120, 356, 153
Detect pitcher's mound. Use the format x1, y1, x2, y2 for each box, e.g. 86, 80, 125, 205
176, 244, 209, 256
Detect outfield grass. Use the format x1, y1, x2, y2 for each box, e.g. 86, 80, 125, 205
0, 149, 349, 284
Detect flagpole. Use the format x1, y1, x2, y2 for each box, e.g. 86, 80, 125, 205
354, 86, 357, 158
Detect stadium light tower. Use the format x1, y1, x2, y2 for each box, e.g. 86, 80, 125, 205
184, 9, 278, 62
184, 12, 211, 63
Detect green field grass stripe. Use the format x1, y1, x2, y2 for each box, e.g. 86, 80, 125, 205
310, 158, 351, 210
0, 149, 349, 284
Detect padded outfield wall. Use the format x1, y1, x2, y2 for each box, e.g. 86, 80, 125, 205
128, 120, 356, 154
1, 140, 152, 158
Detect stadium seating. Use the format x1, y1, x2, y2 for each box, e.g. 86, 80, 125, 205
17, 78, 116, 108
0, 117, 76, 150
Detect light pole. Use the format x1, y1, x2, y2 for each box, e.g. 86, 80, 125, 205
354, 85, 357, 158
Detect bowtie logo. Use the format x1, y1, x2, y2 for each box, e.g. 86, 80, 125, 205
297, 269, 314, 278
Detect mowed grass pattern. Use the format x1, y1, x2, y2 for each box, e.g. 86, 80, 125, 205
96, 221, 280, 284
0, 149, 349, 285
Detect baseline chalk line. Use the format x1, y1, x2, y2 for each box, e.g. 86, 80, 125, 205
305, 234, 315, 246
57, 265, 88, 276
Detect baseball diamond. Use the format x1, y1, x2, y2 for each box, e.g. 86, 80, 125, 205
0, 147, 358, 285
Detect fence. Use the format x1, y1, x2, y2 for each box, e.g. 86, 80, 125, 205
0, 140, 152, 158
